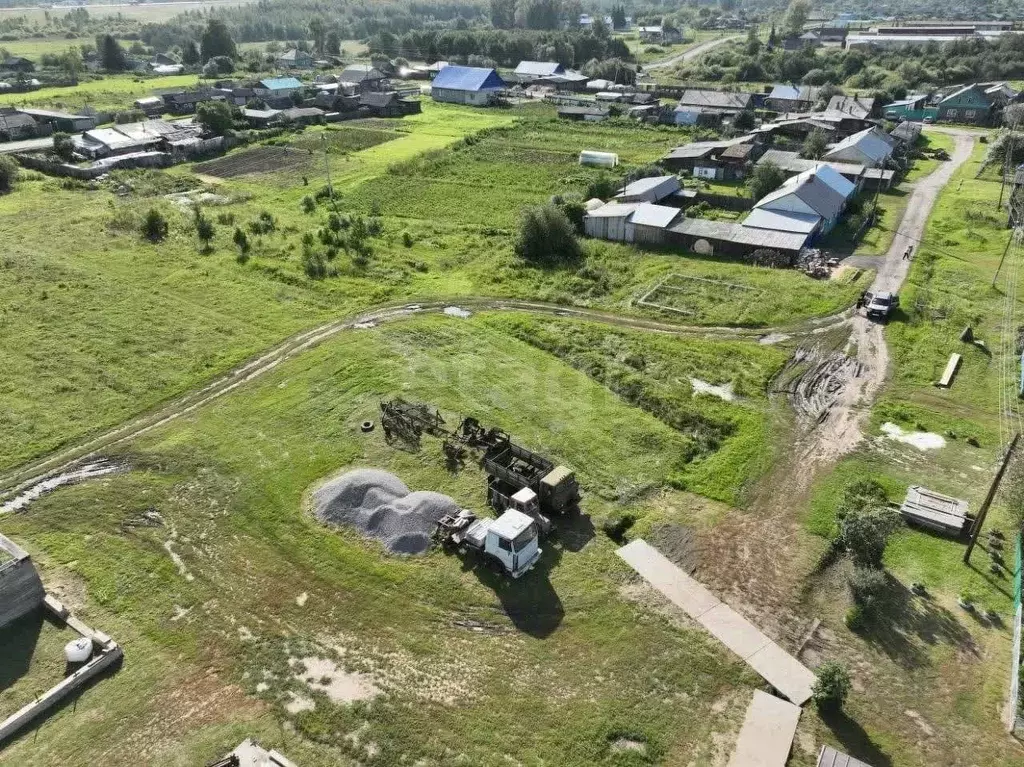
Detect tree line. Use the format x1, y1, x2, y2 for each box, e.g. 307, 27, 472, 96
677, 32, 1024, 100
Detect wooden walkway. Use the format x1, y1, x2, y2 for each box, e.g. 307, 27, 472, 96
727, 690, 802, 767
616, 539, 815, 705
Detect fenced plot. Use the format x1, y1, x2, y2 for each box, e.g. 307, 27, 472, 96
194, 146, 312, 178
292, 126, 401, 154
637, 273, 762, 318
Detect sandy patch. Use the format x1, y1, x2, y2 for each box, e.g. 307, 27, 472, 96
295, 656, 380, 704
880, 422, 946, 450
690, 378, 736, 402
285, 692, 314, 713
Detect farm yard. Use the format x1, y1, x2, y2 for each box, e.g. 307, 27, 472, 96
0, 60, 1023, 767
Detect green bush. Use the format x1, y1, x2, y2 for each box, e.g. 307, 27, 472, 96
301, 195, 316, 214
848, 567, 888, 612
839, 506, 902, 569
140, 208, 169, 242
812, 661, 851, 712
0, 155, 19, 194
514, 203, 581, 265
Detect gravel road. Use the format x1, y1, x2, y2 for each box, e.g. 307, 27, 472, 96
643, 35, 739, 71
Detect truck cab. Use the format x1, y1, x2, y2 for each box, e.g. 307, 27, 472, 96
476, 510, 541, 578
539, 466, 580, 514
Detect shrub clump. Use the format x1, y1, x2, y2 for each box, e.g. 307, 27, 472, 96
515, 202, 581, 265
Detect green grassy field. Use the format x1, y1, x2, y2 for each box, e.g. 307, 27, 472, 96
0, 314, 764, 766
0, 102, 869, 474
0, 73, 199, 111
0, 0, 256, 24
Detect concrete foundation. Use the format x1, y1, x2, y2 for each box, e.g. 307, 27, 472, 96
0, 534, 44, 629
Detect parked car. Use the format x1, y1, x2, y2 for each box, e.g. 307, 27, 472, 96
863, 290, 900, 321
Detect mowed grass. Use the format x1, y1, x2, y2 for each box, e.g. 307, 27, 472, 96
0, 73, 200, 111
0, 315, 760, 766
793, 136, 1023, 767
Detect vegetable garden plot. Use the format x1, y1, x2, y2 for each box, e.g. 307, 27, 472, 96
194, 146, 312, 178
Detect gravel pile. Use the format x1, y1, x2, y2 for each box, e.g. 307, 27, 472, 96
313, 469, 460, 555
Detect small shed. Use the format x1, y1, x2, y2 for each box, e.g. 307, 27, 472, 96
614, 175, 681, 204
817, 745, 874, 767
899, 486, 971, 536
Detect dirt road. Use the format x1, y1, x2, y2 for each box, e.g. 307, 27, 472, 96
643, 35, 739, 71
804, 131, 975, 469
692, 132, 977, 643
0, 297, 849, 499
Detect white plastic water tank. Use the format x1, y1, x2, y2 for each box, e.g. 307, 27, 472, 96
579, 150, 619, 168
64, 637, 93, 664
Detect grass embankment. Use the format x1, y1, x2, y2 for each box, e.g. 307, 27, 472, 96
798, 138, 1023, 767
0, 103, 865, 473
480, 314, 787, 504
0, 315, 761, 766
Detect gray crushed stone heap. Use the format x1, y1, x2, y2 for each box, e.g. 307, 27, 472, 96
313, 469, 460, 555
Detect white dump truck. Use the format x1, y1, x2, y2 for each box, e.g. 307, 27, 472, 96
435, 508, 541, 578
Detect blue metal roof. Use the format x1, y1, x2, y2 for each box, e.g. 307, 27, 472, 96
260, 77, 303, 90
431, 65, 505, 92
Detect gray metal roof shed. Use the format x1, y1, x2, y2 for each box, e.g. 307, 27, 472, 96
817, 745, 874, 767
668, 218, 809, 252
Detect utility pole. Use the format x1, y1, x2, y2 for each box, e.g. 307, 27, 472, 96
992, 231, 1015, 287
964, 432, 1020, 564
320, 132, 339, 214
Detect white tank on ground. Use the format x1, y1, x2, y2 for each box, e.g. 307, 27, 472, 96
64, 636, 93, 664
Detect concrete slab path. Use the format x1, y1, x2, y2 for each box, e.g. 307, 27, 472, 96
616, 539, 815, 705
726, 690, 802, 767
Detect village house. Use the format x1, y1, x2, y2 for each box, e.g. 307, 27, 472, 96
661, 136, 759, 173
1, 56, 35, 74
826, 95, 875, 119
430, 65, 505, 106
745, 165, 855, 240
514, 61, 564, 82
18, 108, 95, 132
881, 94, 931, 122
766, 84, 821, 113
256, 77, 304, 99
359, 91, 421, 118
638, 25, 682, 44
0, 107, 46, 141
162, 89, 222, 115
276, 48, 315, 69
935, 84, 995, 125
821, 126, 895, 167
613, 175, 683, 204
339, 64, 388, 93
755, 149, 872, 190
